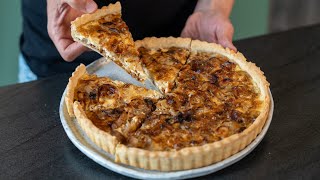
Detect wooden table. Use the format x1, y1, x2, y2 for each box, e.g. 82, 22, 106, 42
1, 24, 320, 179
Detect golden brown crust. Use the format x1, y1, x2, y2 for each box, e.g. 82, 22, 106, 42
71, 2, 121, 28
135, 37, 192, 50
65, 64, 87, 117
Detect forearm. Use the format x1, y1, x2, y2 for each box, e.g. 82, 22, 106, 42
194, 0, 234, 17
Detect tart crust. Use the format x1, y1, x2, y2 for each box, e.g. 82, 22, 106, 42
66, 40, 270, 171
65, 64, 86, 117
71, 3, 121, 28
135, 37, 191, 50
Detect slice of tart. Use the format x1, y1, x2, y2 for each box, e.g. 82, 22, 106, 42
71, 2, 147, 81
135, 37, 191, 93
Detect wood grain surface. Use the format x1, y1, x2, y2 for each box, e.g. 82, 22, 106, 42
1, 24, 320, 179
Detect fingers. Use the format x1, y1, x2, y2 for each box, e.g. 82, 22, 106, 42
220, 40, 237, 52
49, 29, 89, 62
180, 28, 189, 38
63, 0, 97, 13
47, 0, 91, 61
218, 35, 237, 51
180, 13, 199, 39
57, 39, 88, 61
180, 27, 196, 39
181, 12, 237, 51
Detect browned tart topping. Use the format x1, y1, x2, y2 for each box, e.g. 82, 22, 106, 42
76, 14, 137, 57
74, 51, 262, 151
138, 46, 190, 92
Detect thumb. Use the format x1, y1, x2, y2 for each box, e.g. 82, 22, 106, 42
64, 0, 97, 13
180, 27, 193, 38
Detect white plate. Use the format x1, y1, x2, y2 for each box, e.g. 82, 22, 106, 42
59, 58, 274, 179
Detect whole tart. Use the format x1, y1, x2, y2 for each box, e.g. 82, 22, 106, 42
65, 38, 270, 171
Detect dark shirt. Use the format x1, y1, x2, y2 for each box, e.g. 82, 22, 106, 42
20, 0, 196, 78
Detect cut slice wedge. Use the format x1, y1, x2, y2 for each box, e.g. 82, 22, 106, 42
135, 37, 191, 93
71, 2, 147, 81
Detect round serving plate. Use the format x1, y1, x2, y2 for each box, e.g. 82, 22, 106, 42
59, 58, 274, 179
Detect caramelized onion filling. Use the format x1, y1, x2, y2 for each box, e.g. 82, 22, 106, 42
77, 14, 137, 57
74, 51, 262, 151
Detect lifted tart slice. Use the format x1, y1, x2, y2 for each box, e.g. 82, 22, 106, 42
71, 2, 147, 81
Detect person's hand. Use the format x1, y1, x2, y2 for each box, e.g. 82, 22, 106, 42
47, 0, 98, 61
181, 11, 236, 51
181, 0, 236, 51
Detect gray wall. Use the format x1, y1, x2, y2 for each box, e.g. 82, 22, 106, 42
0, 0, 269, 87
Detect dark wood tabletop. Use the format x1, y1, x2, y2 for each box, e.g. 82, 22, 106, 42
1, 24, 320, 179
